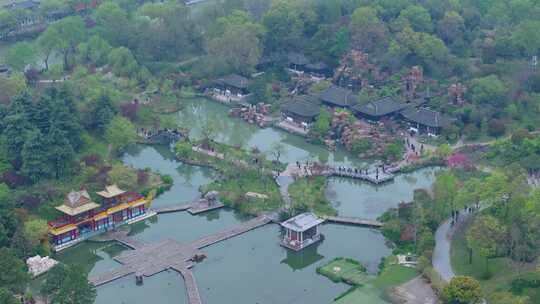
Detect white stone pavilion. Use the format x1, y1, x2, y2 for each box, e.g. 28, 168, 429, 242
280, 212, 324, 251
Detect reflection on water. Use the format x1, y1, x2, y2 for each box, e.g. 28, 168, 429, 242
50, 134, 435, 304
195, 224, 391, 304
327, 167, 441, 219
175, 98, 365, 166
281, 241, 325, 271
122, 145, 216, 208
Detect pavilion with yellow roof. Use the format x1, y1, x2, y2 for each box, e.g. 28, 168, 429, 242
48, 185, 152, 251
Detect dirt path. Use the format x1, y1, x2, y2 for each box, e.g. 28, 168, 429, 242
389, 276, 438, 304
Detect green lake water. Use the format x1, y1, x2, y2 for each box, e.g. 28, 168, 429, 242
52, 98, 441, 304
175, 98, 366, 166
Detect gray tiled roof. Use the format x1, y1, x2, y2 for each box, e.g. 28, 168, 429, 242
5, 0, 40, 10
282, 95, 321, 118
305, 62, 328, 70
320, 85, 356, 107
281, 212, 324, 232
353, 96, 408, 117
288, 53, 310, 66
214, 74, 250, 89
401, 107, 453, 128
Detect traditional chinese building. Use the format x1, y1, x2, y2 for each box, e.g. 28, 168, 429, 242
48, 185, 151, 251
212, 74, 251, 97
353, 96, 408, 122
281, 95, 321, 125
281, 213, 324, 251
320, 85, 357, 108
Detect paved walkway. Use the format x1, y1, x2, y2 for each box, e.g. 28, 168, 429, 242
433, 208, 476, 282
432, 218, 456, 282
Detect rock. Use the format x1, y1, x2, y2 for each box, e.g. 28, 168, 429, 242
27, 255, 59, 277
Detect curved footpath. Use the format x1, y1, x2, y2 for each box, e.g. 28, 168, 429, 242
433, 207, 479, 282
432, 218, 456, 282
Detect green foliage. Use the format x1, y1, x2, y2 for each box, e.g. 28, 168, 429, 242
311, 109, 331, 138
467, 75, 508, 107
6, 41, 37, 71
466, 215, 506, 275
49, 265, 96, 304
0, 288, 18, 304
105, 116, 137, 154
0, 247, 29, 294
442, 276, 482, 304
350, 138, 372, 155
288, 176, 336, 216
108, 163, 137, 191
174, 141, 193, 158
108, 47, 139, 77
86, 94, 116, 134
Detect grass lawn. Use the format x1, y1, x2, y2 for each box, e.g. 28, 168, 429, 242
372, 256, 418, 289
333, 286, 388, 304
203, 169, 283, 215
451, 220, 539, 301
317, 258, 368, 285
288, 176, 337, 216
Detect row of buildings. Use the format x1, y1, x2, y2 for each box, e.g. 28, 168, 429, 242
48, 185, 153, 251
212, 72, 452, 135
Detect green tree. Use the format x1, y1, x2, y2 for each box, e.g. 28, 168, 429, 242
107, 47, 138, 77
51, 265, 96, 304
466, 215, 506, 274
0, 248, 29, 294
94, 1, 129, 46
262, 0, 305, 52
398, 5, 433, 33
23, 218, 48, 248
437, 11, 465, 45
47, 16, 86, 69
40, 264, 67, 304
21, 129, 51, 182
174, 141, 193, 158
37, 26, 61, 71
349, 6, 387, 51
4, 114, 35, 165
467, 75, 508, 106
433, 172, 458, 219
442, 276, 482, 304
0, 9, 16, 37
87, 94, 116, 134
6, 41, 37, 72
108, 164, 137, 190
0, 288, 18, 304
270, 142, 286, 163
47, 126, 76, 179
208, 23, 262, 75
312, 109, 331, 137
512, 20, 540, 56
77, 35, 112, 66
105, 116, 136, 154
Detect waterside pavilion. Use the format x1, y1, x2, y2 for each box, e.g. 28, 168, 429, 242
48, 185, 151, 251
281, 212, 324, 251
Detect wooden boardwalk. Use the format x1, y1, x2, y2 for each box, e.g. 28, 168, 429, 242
192, 215, 271, 249
153, 201, 224, 215
323, 216, 383, 228
153, 204, 191, 214
172, 265, 202, 304
88, 215, 271, 303
89, 265, 135, 286
327, 167, 396, 184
